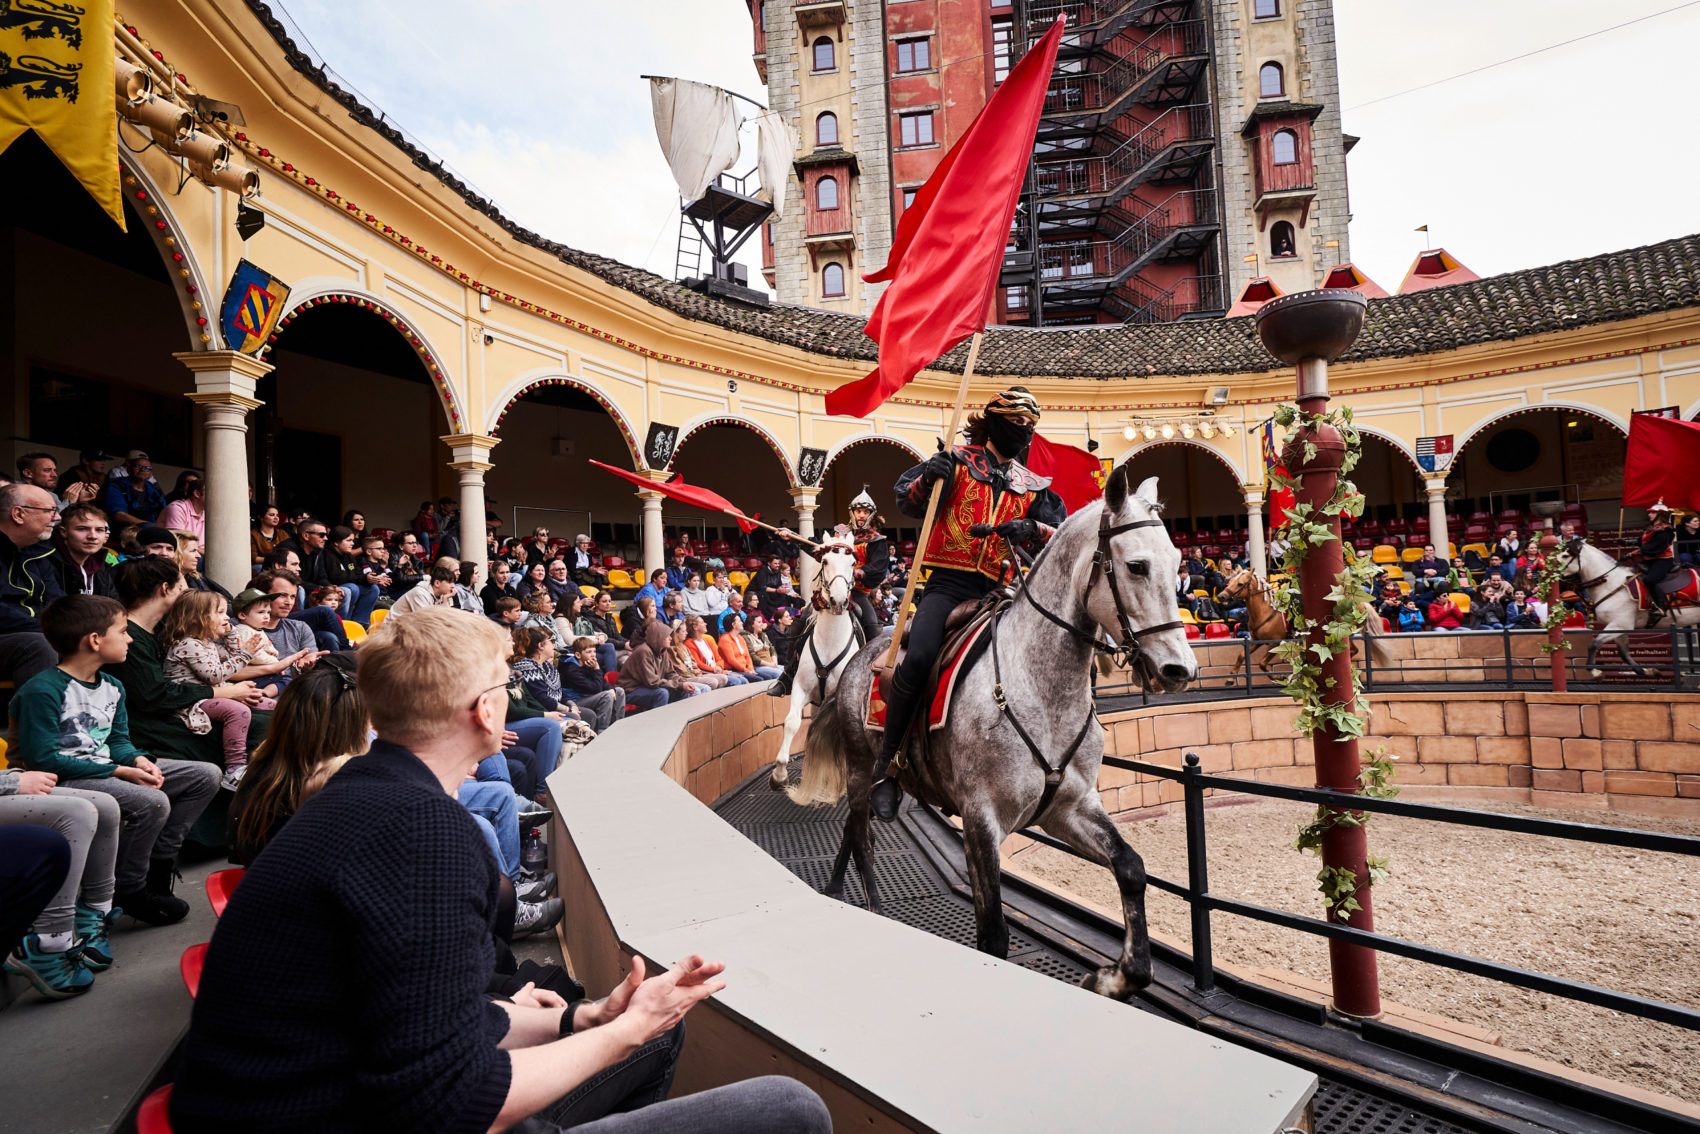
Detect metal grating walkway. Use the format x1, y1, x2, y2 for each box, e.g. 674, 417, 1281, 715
716, 762, 1476, 1134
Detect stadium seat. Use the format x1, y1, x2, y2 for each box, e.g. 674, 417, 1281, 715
1352, 537, 1374, 552
1382, 618, 1393, 632
1468, 511, 1491, 524
1172, 531, 1192, 547
1564, 611, 1587, 628
1386, 518, 1409, 537
1178, 608, 1197, 623
900, 540, 918, 557
548, 538, 569, 558
1235, 527, 1250, 543
1184, 623, 1201, 639
373, 528, 396, 542
1383, 565, 1404, 580
606, 569, 635, 589
1453, 594, 1471, 614
603, 555, 626, 569
1463, 524, 1490, 542
1496, 508, 1523, 526
1410, 517, 1429, 535
1401, 546, 1424, 563
1371, 546, 1399, 565
1204, 621, 1231, 639
181, 943, 208, 998
632, 569, 646, 586
605, 671, 619, 686
730, 571, 750, 588
342, 620, 366, 643
137, 1085, 174, 1134
1359, 519, 1383, 538
370, 607, 388, 628
1203, 545, 1223, 559
205, 868, 244, 918
579, 585, 599, 599
710, 540, 733, 557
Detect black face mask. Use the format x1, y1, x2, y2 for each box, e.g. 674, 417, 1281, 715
986, 417, 1034, 461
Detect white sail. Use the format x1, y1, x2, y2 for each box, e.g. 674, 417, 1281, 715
648, 76, 742, 205
752, 109, 796, 220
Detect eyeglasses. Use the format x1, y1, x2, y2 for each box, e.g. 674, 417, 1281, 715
469, 671, 523, 710
14, 504, 59, 515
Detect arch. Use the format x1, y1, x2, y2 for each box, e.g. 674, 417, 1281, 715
1451, 401, 1629, 461
1259, 61, 1284, 98
670, 414, 799, 487
1113, 437, 1245, 483
1271, 129, 1297, 165
816, 111, 839, 147
485, 367, 644, 468
258, 284, 468, 432
822, 262, 846, 297
812, 36, 835, 71
118, 150, 221, 351
1353, 425, 1424, 475
817, 176, 839, 210
1269, 219, 1296, 257
821, 432, 924, 476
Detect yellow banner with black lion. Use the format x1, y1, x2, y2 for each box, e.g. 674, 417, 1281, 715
1, 0, 122, 228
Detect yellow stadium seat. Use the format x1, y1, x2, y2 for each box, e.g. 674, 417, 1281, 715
1446, 542, 1457, 559
1178, 608, 1197, 623
606, 569, 635, 589
579, 584, 599, 598
1401, 546, 1424, 563
342, 620, 367, 643
1371, 545, 1399, 565
1398, 581, 1412, 594
0, 734, 8, 769
1383, 565, 1403, 580
632, 569, 646, 586
370, 608, 388, 628
1462, 543, 1489, 560
1452, 594, 1471, 614
730, 571, 750, 589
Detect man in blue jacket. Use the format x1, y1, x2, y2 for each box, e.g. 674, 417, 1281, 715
0, 484, 63, 688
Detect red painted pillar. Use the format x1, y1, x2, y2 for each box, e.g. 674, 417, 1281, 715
1542, 530, 1568, 692
1287, 358, 1381, 1019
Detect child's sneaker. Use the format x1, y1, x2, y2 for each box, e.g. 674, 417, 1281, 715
220, 764, 248, 792
4, 934, 95, 999
73, 901, 120, 971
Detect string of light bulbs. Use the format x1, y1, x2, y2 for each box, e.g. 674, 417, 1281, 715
1118, 417, 1236, 442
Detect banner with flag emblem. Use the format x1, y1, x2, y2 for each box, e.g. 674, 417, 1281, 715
220, 259, 291, 354
0, 0, 123, 228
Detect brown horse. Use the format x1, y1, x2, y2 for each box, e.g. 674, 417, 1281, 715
1217, 567, 1390, 683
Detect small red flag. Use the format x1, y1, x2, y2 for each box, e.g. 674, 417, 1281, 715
824, 18, 1066, 419
1026, 434, 1103, 513
1624, 414, 1700, 511
588, 461, 759, 533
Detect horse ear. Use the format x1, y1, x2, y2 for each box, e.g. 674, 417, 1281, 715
1134, 476, 1161, 509
1103, 463, 1129, 513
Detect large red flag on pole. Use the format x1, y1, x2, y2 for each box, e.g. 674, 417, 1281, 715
1624, 413, 1700, 511
1026, 434, 1104, 513
823, 17, 1066, 419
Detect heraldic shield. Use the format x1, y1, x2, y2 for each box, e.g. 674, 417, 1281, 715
220, 259, 291, 354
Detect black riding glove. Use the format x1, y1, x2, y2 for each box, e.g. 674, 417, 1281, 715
920, 450, 956, 488
993, 518, 1040, 544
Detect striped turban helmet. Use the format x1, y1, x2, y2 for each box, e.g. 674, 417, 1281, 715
985, 385, 1040, 424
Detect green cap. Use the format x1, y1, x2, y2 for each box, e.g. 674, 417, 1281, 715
232, 587, 273, 614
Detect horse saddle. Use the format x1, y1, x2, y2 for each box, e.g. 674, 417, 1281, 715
867, 594, 1005, 732
1634, 567, 1700, 609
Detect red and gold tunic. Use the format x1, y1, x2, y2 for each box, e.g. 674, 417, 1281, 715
899, 445, 1062, 582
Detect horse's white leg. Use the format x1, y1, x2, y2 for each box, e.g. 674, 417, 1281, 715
770, 667, 813, 788
1041, 794, 1152, 1000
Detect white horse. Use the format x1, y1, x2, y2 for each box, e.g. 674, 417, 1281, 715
770, 537, 863, 790
1565, 537, 1700, 676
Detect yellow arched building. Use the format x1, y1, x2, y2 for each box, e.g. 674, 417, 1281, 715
9, 1, 1700, 593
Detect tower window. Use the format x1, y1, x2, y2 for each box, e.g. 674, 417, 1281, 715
813, 37, 835, 72
1259, 62, 1284, 98
895, 38, 932, 73
1254, 0, 1280, 17
899, 111, 935, 147
817, 176, 839, 210
1271, 128, 1297, 164
1270, 221, 1296, 258
817, 111, 839, 146
823, 262, 846, 297
902, 188, 918, 211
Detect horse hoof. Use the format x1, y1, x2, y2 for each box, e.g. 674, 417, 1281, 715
1082, 964, 1140, 1001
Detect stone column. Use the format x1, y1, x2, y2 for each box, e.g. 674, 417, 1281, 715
176, 351, 270, 594
639, 489, 666, 583
443, 434, 498, 581
1242, 484, 1267, 577
1425, 478, 1450, 557
790, 488, 819, 597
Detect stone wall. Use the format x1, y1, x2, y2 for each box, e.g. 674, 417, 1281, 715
664, 694, 807, 804
1093, 690, 1700, 820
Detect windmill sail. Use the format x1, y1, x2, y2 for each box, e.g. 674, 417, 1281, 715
648, 76, 741, 204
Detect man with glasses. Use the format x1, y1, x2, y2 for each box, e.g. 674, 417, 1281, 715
279, 520, 333, 591
50, 503, 118, 598
0, 484, 65, 687
101, 455, 166, 526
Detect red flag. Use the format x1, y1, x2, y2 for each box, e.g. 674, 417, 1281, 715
1624, 414, 1700, 510
824, 18, 1066, 419
1262, 420, 1296, 529
588, 461, 759, 533
1026, 434, 1103, 513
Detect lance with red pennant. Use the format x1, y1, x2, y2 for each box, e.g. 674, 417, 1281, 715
588, 460, 823, 551
819, 17, 1066, 666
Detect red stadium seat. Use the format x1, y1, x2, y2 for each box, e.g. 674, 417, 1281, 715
1496, 509, 1522, 525
1358, 519, 1383, 538
1172, 530, 1192, 547
373, 527, 396, 542
900, 540, 918, 557
181, 942, 208, 998
1352, 537, 1374, 551
710, 540, 733, 557
602, 555, 626, 569
744, 557, 762, 570
1184, 623, 1201, 639
137, 1085, 174, 1134
606, 671, 619, 686
1203, 621, 1231, 639
1235, 528, 1250, 543
1469, 511, 1491, 523
1382, 618, 1392, 632
205, 868, 243, 918
1410, 517, 1430, 535
1216, 528, 1234, 543
1564, 611, 1587, 628
1203, 545, 1224, 559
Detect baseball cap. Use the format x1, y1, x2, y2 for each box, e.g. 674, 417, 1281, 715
232, 588, 274, 614
126, 449, 151, 464
137, 524, 175, 548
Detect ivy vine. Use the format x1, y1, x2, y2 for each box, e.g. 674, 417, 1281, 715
1527, 541, 1576, 655
1266, 403, 1400, 922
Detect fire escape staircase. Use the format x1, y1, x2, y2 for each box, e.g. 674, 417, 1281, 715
1032, 102, 1215, 222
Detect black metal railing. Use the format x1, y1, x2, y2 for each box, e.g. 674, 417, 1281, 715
1011, 753, 1700, 1031
1093, 625, 1700, 707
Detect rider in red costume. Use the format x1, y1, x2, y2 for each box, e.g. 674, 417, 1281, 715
1642, 499, 1678, 624
871, 386, 1065, 821
767, 491, 891, 697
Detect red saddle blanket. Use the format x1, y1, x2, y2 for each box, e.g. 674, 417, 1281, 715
1631, 568, 1700, 610
865, 620, 991, 733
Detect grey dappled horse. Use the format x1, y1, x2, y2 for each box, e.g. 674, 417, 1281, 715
792, 466, 1195, 1000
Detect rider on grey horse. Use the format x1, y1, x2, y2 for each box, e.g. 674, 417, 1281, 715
767, 491, 891, 697
872, 385, 1066, 821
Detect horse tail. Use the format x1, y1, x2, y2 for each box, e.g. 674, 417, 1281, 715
788, 691, 848, 806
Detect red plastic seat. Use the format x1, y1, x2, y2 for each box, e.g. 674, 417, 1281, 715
1216, 528, 1234, 543
181, 942, 208, 998
1235, 527, 1250, 543
1382, 618, 1393, 632
373, 527, 396, 542
1410, 517, 1430, 535
1564, 611, 1587, 628
1203, 545, 1224, 559
137, 1084, 174, 1134
1359, 519, 1384, 538
900, 540, 918, 557
1172, 530, 1193, 547
602, 555, 626, 569
1203, 621, 1231, 639
1183, 623, 1201, 639
743, 557, 762, 570
1352, 537, 1374, 551
709, 540, 733, 557
205, 868, 244, 918
1468, 511, 1492, 524
1386, 518, 1409, 536
605, 671, 619, 687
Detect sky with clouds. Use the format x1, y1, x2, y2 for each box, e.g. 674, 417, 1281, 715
274, 0, 1700, 302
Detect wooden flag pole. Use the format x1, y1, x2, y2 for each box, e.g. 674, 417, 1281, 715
882, 332, 984, 670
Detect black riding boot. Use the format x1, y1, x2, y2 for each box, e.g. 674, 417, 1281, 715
1649, 593, 1668, 627
872, 671, 921, 821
